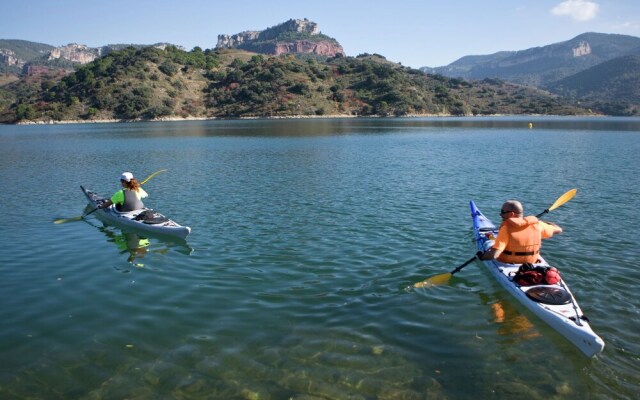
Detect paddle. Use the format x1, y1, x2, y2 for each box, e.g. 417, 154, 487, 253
414, 256, 477, 288
53, 169, 167, 224
535, 188, 577, 218
53, 207, 99, 224
140, 169, 167, 185
413, 188, 578, 288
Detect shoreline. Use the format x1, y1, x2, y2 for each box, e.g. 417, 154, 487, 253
12, 112, 605, 126
14, 114, 431, 125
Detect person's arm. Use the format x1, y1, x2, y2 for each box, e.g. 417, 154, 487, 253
98, 199, 113, 209
99, 190, 123, 209
540, 221, 562, 237
479, 247, 502, 260
479, 225, 509, 260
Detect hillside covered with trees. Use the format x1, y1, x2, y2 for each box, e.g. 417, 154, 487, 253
0, 45, 590, 124
548, 55, 640, 116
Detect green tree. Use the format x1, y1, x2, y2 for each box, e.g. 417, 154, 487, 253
15, 104, 36, 120
159, 61, 179, 76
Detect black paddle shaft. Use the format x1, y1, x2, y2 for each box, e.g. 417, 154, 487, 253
83, 208, 99, 218
535, 209, 549, 218
451, 255, 478, 275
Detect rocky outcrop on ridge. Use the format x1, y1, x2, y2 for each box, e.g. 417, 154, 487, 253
0, 48, 23, 67
247, 40, 345, 57
0, 42, 184, 73
48, 43, 100, 64
216, 18, 345, 57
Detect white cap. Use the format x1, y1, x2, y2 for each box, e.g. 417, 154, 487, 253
120, 172, 133, 182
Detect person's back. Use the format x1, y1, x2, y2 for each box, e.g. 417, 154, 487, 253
480, 200, 562, 264
99, 172, 148, 212
118, 188, 146, 212
496, 215, 546, 264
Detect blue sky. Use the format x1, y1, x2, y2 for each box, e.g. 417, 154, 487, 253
1, 0, 639, 68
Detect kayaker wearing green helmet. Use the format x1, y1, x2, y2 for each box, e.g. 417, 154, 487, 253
98, 172, 148, 212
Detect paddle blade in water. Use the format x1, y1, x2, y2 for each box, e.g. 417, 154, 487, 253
54, 208, 97, 224
414, 272, 452, 288
54, 216, 83, 224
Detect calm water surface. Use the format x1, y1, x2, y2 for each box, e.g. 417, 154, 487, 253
1, 117, 639, 399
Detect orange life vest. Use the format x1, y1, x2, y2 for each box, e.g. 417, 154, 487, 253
496, 216, 543, 264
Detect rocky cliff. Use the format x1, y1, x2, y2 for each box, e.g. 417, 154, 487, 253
245, 40, 345, 57
0, 41, 185, 76
48, 43, 100, 64
216, 18, 345, 57
572, 41, 591, 57
0, 48, 24, 67
47, 43, 181, 64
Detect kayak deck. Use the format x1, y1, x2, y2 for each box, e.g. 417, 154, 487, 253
81, 186, 191, 240
470, 200, 604, 357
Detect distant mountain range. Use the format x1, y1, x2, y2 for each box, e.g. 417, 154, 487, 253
420, 32, 640, 115
421, 33, 640, 86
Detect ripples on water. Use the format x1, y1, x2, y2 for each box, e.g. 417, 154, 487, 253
0, 118, 639, 399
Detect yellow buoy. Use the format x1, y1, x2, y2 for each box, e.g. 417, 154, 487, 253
528, 123, 533, 129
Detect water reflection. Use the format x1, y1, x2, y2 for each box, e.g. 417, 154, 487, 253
83, 216, 192, 267
478, 291, 541, 342
490, 302, 540, 341
27, 116, 637, 140
109, 230, 151, 264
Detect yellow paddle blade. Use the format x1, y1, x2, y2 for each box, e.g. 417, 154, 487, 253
414, 273, 452, 288
548, 188, 577, 212
54, 208, 98, 224
140, 169, 167, 185
54, 216, 83, 224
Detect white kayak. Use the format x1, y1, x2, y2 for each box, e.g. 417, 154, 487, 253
81, 186, 191, 240
470, 200, 604, 357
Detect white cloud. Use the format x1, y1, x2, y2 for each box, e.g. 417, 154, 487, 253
551, 0, 600, 21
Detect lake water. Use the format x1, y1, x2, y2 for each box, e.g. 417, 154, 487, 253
0, 117, 639, 399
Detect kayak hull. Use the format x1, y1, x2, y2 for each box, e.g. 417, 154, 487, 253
470, 200, 604, 357
81, 186, 191, 240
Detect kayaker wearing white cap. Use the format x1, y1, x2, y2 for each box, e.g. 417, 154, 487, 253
98, 172, 148, 212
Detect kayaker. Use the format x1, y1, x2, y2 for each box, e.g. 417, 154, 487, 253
98, 172, 148, 212
478, 200, 562, 264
